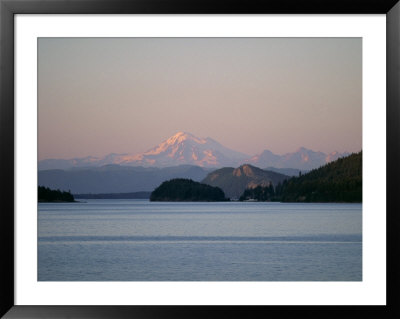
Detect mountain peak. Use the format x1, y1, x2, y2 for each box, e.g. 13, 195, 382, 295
165, 132, 206, 145
233, 164, 261, 177
295, 147, 310, 153
172, 131, 193, 138
123, 132, 249, 168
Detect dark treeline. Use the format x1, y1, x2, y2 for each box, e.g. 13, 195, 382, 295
239, 152, 362, 203
38, 186, 75, 202
239, 184, 275, 201
150, 178, 229, 202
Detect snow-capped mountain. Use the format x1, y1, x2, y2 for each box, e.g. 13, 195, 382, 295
117, 131, 249, 168
39, 132, 249, 170
38, 132, 350, 170
247, 147, 349, 171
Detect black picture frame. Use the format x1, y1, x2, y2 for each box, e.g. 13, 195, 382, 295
1, 1, 399, 318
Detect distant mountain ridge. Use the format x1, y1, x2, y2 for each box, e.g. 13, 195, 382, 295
201, 164, 288, 199
74, 191, 151, 199
247, 147, 349, 171
39, 131, 350, 171
38, 164, 210, 194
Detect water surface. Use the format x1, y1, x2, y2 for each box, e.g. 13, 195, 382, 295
38, 200, 362, 281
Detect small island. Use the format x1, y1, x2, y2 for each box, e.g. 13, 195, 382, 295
38, 186, 76, 202
150, 178, 229, 202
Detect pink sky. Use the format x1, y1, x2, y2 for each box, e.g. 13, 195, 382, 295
38, 38, 362, 160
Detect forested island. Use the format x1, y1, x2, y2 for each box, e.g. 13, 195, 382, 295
239, 151, 362, 203
38, 186, 76, 202
150, 178, 229, 202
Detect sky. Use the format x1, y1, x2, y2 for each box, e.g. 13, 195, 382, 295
38, 38, 362, 160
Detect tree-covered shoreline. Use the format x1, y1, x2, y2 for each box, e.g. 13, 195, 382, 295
38, 186, 76, 202
239, 152, 362, 203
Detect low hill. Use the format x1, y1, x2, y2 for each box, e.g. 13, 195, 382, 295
150, 179, 228, 202
201, 164, 288, 199
38, 186, 76, 202
276, 151, 362, 202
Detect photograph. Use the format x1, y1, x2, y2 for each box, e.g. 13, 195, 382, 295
2, 0, 399, 316
37, 37, 363, 282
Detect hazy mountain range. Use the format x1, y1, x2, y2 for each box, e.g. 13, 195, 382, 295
39, 165, 211, 194
39, 132, 349, 171
38, 163, 289, 196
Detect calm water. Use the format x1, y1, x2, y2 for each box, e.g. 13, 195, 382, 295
38, 200, 362, 281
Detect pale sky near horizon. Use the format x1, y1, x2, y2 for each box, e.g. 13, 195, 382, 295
38, 38, 362, 160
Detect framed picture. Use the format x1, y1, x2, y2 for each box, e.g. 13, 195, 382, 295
1, 0, 399, 318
